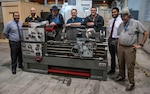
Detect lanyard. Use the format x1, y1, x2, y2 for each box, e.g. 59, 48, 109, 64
124, 19, 130, 31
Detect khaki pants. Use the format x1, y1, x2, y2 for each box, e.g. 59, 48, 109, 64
118, 46, 136, 84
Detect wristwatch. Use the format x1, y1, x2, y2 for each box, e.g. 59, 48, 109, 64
139, 43, 143, 47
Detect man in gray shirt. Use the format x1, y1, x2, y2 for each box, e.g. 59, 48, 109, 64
116, 8, 148, 91
3, 11, 23, 74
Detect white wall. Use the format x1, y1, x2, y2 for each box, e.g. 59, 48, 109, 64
139, 0, 150, 53
128, 0, 141, 10
128, 0, 150, 53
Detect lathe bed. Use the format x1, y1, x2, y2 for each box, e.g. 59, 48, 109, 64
22, 26, 108, 80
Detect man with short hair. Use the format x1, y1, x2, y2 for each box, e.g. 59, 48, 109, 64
116, 8, 148, 91
107, 7, 122, 74
84, 7, 104, 32
66, 9, 82, 27
25, 7, 42, 22
3, 11, 23, 74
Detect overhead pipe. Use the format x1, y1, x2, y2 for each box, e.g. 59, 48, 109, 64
55, 0, 58, 6
44, 0, 47, 6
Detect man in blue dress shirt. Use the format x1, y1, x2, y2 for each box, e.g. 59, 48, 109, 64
3, 11, 23, 74
66, 9, 82, 27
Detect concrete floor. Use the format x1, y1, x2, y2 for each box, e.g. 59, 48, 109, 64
0, 40, 150, 94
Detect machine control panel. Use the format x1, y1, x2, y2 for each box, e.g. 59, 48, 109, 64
22, 27, 45, 42
22, 42, 42, 57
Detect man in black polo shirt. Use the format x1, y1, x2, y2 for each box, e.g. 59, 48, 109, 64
25, 7, 42, 22
84, 7, 104, 32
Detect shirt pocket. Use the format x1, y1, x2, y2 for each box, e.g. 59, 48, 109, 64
128, 27, 137, 35
10, 26, 17, 33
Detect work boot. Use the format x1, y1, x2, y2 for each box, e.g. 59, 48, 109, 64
107, 70, 115, 75
125, 83, 135, 91
115, 75, 125, 81
18, 64, 24, 69
12, 68, 16, 74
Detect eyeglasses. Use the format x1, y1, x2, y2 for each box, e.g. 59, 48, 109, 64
14, 14, 19, 16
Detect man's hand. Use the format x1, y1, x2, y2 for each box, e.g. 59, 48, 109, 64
50, 22, 56, 26
133, 44, 142, 49
65, 24, 71, 27
86, 22, 94, 26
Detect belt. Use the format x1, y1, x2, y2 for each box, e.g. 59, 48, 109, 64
9, 40, 21, 43
109, 37, 118, 40
120, 44, 133, 47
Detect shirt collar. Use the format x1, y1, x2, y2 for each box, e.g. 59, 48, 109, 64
90, 14, 97, 18
114, 15, 120, 21
13, 20, 19, 23
52, 14, 59, 18
29, 15, 38, 18
72, 16, 77, 20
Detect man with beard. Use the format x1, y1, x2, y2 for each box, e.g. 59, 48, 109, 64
3, 11, 23, 74
84, 7, 104, 32
107, 7, 122, 75
25, 7, 42, 22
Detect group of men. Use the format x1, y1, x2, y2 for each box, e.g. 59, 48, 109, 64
2, 5, 104, 74
2, 5, 148, 91
24, 6, 104, 30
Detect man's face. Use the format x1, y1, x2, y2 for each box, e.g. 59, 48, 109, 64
30, 9, 36, 17
71, 10, 77, 19
91, 8, 97, 16
13, 12, 20, 22
121, 14, 130, 23
52, 10, 58, 16
112, 9, 119, 18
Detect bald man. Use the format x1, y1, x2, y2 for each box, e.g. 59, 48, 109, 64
25, 7, 42, 22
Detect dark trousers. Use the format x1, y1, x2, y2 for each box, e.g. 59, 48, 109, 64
9, 41, 23, 70
108, 37, 118, 71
